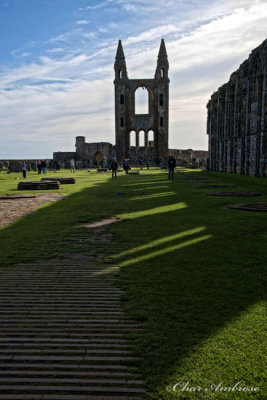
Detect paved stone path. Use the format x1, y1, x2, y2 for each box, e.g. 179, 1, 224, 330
0, 194, 66, 227
0, 239, 146, 399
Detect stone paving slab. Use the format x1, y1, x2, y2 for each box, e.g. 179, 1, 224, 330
0, 259, 146, 399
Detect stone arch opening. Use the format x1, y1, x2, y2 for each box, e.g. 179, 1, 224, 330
148, 130, 154, 148
94, 151, 104, 166
139, 130, 145, 147
129, 130, 136, 148
135, 87, 149, 114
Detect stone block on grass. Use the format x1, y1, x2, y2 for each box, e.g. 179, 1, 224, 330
41, 177, 75, 184
18, 181, 60, 190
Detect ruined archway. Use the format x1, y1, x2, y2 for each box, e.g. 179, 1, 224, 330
93, 151, 104, 166
135, 87, 149, 114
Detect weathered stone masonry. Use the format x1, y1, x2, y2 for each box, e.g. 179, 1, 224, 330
207, 39, 267, 176
114, 39, 169, 165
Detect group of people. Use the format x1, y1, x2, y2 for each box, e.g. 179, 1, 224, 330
36, 160, 47, 175
109, 155, 176, 180
21, 160, 47, 178
18, 156, 176, 179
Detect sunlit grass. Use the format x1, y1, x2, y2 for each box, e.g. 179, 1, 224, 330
128, 191, 176, 201
119, 234, 212, 266
121, 181, 169, 186
130, 185, 170, 191
117, 202, 187, 219
111, 227, 206, 259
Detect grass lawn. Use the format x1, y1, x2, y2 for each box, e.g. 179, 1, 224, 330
0, 167, 266, 399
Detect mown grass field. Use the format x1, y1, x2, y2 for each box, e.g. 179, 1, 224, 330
0, 167, 266, 399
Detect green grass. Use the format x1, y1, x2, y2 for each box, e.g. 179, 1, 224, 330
0, 167, 266, 399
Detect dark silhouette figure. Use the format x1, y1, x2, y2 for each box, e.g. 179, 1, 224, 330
168, 156, 176, 179
111, 158, 118, 180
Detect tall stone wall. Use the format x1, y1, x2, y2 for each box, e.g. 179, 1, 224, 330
207, 39, 267, 176
114, 39, 169, 165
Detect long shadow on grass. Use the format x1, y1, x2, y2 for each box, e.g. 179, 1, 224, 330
0, 171, 266, 397
107, 172, 267, 393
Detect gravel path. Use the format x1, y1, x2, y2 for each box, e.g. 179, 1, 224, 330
0, 194, 66, 227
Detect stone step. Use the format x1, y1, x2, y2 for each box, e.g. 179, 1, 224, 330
0, 356, 139, 362
0, 371, 141, 378
0, 294, 122, 298
0, 333, 129, 338
0, 313, 125, 317
0, 363, 133, 371
0, 349, 132, 355
0, 396, 145, 400
0, 254, 145, 398
0, 378, 144, 385
0, 319, 137, 324
0, 307, 122, 311
0, 283, 118, 286
0, 338, 130, 343
0, 343, 132, 349
0, 385, 146, 394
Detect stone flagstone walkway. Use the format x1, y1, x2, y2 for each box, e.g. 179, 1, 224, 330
0, 252, 146, 399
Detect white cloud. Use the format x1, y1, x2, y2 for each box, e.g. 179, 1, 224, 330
0, 0, 267, 157
76, 20, 89, 25
78, 0, 115, 11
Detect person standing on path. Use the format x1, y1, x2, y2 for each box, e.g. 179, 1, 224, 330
111, 157, 118, 180
21, 161, 27, 179
168, 156, 176, 179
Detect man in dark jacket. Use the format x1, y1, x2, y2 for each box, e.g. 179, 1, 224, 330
111, 157, 118, 180
41, 160, 47, 174
168, 156, 176, 179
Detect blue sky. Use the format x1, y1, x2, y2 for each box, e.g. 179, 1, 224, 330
0, 0, 266, 158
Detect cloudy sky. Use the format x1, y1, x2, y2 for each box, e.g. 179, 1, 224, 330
0, 0, 266, 158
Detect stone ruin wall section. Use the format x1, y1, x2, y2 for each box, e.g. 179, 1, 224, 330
207, 39, 267, 176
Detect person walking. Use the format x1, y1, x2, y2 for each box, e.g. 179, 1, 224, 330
21, 161, 27, 179
123, 159, 129, 174
111, 157, 118, 180
139, 158, 143, 170
70, 159, 75, 173
41, 160, 46, 174
168, 156, 176, 179
37, 160, 42, 174
146, 160, 150, 170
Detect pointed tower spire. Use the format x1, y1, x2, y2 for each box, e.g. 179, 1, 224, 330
114, 40, 128, 80
155, 38, 169, 79
115, 40, 126, 63
157, 38, 168, 61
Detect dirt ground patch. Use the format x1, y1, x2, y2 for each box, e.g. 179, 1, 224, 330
0, 193, 66, 227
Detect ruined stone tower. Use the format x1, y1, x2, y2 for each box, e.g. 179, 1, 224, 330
114, 39, 169, 165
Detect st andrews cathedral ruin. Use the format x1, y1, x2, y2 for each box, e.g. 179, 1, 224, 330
114, 39, 169, 165
53, 39, 207, 168
52, 38, 267, 174
207, 39, 267, 177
